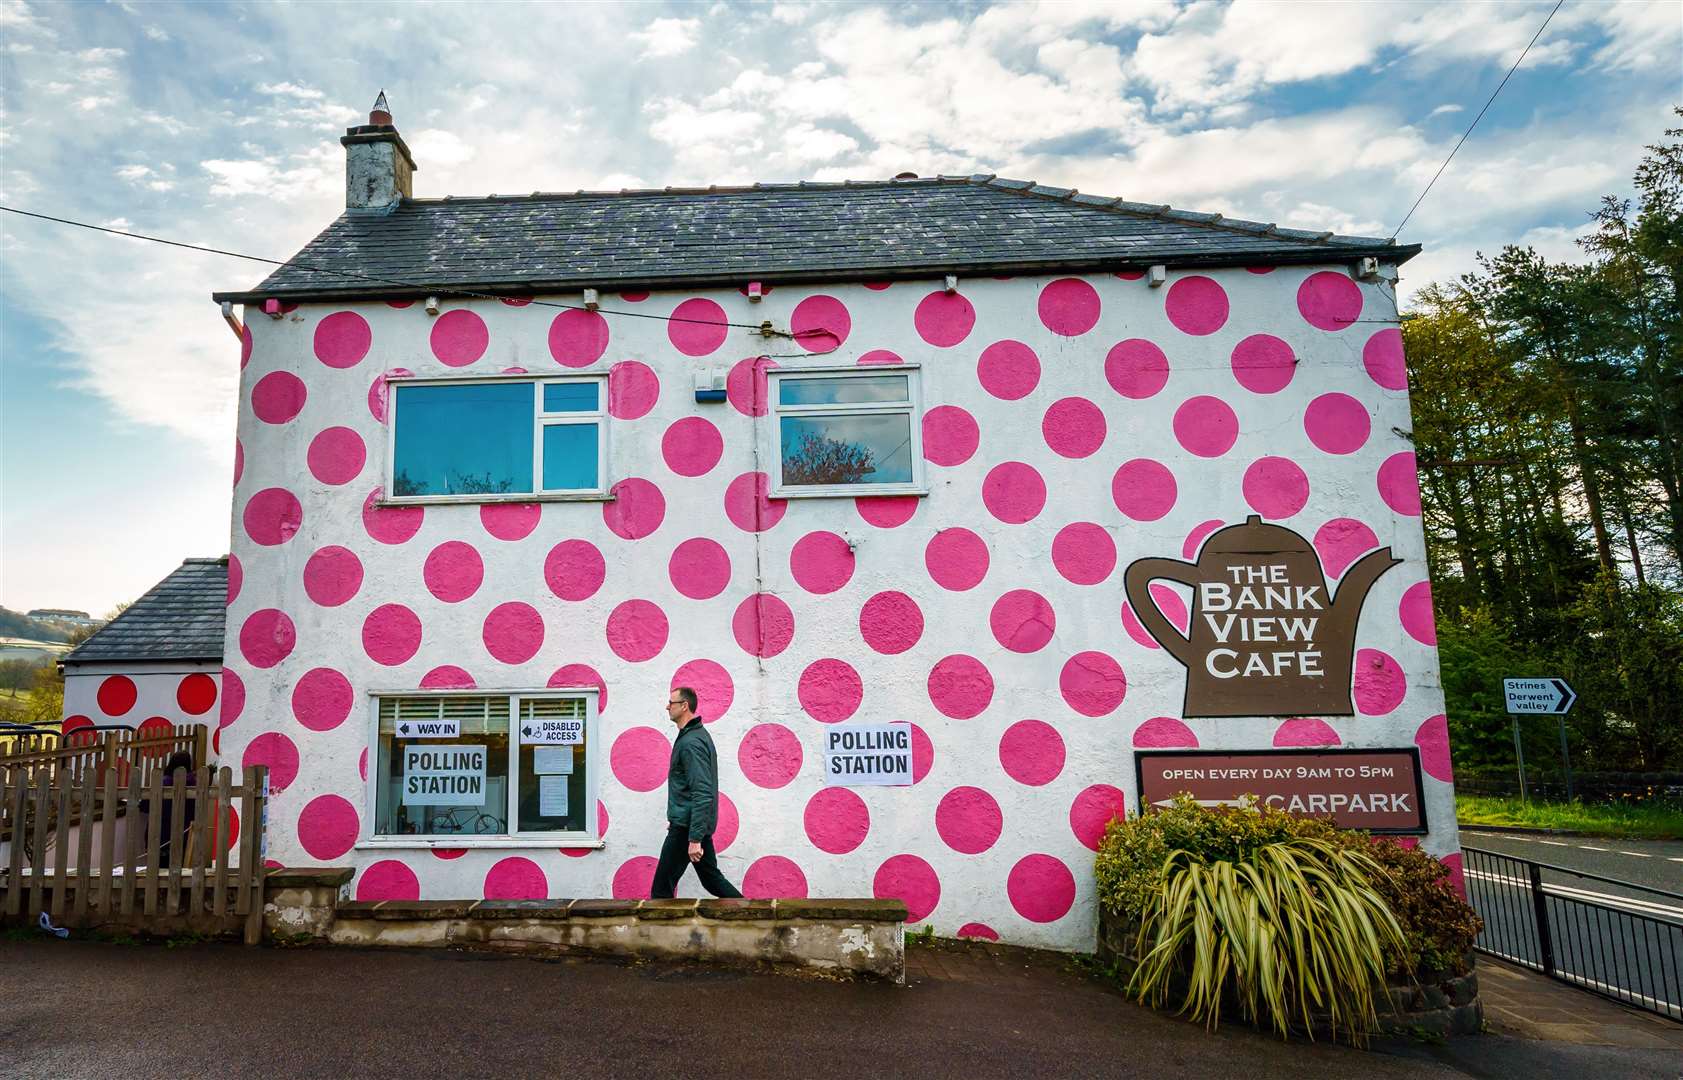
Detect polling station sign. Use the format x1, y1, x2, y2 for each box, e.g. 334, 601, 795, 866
402, 744, 487, 807
823, 723, 913, 786
1135, 748, 1427, 833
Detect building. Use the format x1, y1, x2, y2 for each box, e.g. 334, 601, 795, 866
207, 96, 1453, 950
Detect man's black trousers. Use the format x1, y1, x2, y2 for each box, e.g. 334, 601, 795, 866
649, 824, 742, 899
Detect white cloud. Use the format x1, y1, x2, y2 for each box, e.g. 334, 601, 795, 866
1591, 0, 1683, 71
257, 81, 325, 100
144, 25, 169, 42
630, 16, 701, 59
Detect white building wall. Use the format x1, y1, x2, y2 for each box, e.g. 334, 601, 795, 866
63, 661, 223, 748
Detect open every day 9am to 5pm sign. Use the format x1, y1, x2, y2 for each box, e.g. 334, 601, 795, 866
1135, 748, 1427, 833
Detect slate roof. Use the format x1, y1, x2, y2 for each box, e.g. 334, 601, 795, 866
213, 174, 1418, 303
62, 558, 227, 665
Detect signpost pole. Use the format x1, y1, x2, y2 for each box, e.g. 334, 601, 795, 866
1557, 715, 1574, 802
1512, 715, 1528, 804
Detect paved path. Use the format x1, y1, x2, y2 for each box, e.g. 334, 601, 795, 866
1460, 830, 1683, 895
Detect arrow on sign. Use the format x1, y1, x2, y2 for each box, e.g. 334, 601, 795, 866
522, 726, 534, 737
398, 723, 411, 736
1151, 797, 1253, 809
1549, 679, 1577, 714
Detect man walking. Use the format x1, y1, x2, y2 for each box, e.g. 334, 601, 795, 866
650, 686, 742, 899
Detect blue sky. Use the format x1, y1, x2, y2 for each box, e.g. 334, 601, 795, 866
1, 0, 1678, 616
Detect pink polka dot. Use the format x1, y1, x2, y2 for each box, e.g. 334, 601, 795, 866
791, 294, 851, 352
671, 659, 734, 722
480, 502, 540, 541
977, 340, 1040, 400
314, 312, 371, 369
1165, 276, 1228, 335
544, 539, 606, 601
957, 923, 999, 941
857, 349, 903, 365
239, 324, 252, 369
1400, 581, 1436, 645
611, 726, 670, 792
484, 857, 547, 900
1105, 338, 1170, 399
549, 308, 610, 367
297, 795, 358, 861
1184, 519, 1224, 559
982, 462, 1046, 524
243, 487, 303, 547
668, 297, 730, 356
1363, 328, 1408, 390
430, 847, 464, 860
1042, 397, 1106, 458
804, 788, 870, 854
723, 471, 786, 533
239, 609, 295, 669
927, 655, 993, 719
252, 371, 307, 426
606, 599, 668, 662
291, 667, 353, 732
233, 440, 244, 487
873, 854, 940, 922
910, 724, 933, 783
738, 723, 802, 788
362, 603, 422, 666
990, 590, 1056, 653
602, 477, 665, 540
1121, 584, 1190, 650
429, 309, 488, 367
421, 665, 475, 689
302, 545, 362, 607
936, 786, 1002, 854
1173, 395, 1238, 457
1070, 784, 1128, 850
1378, 452, 1421, 515
362, 487, 423, 545
855, 496, 918, 528
609, 360, 660, 420
357, 860, 420, 902
999, 720, 1064, 786
1112, 459, 1177, 521
1415, 714, 1453, 783
304, 426, 366, 486
618, 291, 648, 303
219, 669, 244, 728
668, 538, 732, 600
548, 664, 607, 711
483, 602, 544, 665
1038, 278, 1101, 336
914, 290, 975, 347
1304, 392, 1371, 454
242, 732, 299, 793
611, 856, 657, 899
1052, 522, 1116, 585
1313, 518, 1380, 578
176, 673, 217, 715
790, 531, 854, 594
367, 368, 413, 423
743, 856, 808, 899
1354, 649, 1406, 715
924, 527, 989, 591
732, 593, 794, 658
1243, 457, 1309, 519
922, 405, 979, 467
1273, 717, 1341, 747
423, 540, 484, 603
798, 658, 863, 722
726, 356, 775, 417
561, 800, 610, 857
860, 591, 923, 655
1230, 334, 1296, 394
97, 675, 137, 717
714, 793, 739, 852
226, 554, 243, 606
1441, 851, 1467, 900
1132, 716, 1199, 748
1060, 652, 1126, 716
662, 417, 723, 477
1297, 270, 1362, 331
1008, 854, 1076, 923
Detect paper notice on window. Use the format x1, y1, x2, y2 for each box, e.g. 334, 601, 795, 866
538, 775, 570, 817
521, 717, 583, 744
533, 746, 574, 775
402, 745, 487, 806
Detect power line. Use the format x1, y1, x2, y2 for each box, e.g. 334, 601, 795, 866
1389, 0, 1565, 240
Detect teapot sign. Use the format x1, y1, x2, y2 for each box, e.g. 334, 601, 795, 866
1123, 516, 1399, 717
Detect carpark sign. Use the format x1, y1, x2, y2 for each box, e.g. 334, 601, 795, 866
1502, 678, 1576, 715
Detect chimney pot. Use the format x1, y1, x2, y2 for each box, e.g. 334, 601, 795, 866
342, 90, 416, 210
369, 89, 393, 126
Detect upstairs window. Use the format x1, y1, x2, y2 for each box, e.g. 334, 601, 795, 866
769, 367, 924, 496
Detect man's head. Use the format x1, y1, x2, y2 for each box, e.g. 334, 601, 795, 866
667, 685, 698, 726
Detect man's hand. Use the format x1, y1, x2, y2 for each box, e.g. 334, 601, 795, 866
687, 841, 704, 863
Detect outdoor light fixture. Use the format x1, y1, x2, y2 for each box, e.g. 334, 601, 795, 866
424, 295, 440, 316
1356, 256, 1381, 281
693, 370, 727, 403
944, 274, 958, 294
583, 288, 600, 311
1148, 265, 1167, 288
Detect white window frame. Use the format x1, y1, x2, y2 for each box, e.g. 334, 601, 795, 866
383, 372, 611, 505
767, 364, 927, 498
358, 686, 603, 851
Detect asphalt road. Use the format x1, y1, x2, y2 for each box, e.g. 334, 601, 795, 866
1460, 830, 1683, 896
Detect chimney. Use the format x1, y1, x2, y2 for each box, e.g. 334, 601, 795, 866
341, 90, 416, 210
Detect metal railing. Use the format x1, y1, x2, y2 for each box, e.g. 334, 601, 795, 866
1463, 846, 1682, 1021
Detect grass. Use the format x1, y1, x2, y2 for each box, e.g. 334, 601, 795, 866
1456, 795, 1683, 840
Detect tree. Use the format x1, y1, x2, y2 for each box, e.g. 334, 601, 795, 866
782, 431, 875, 486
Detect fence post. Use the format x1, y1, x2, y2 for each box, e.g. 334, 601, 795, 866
1528, 861, 1554, 977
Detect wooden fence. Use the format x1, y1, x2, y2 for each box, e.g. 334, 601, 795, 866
0, 723, 209, 792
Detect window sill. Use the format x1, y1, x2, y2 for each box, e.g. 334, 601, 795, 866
377, 492, 613, 507
770, 487, 929, 500
358, 838, 606, 850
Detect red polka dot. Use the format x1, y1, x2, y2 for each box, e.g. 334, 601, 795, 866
662, 417, 723, 477
423, 541, 484, 603
990, 590, 1055, 653
362, 487, 423, 545
790, 531, 854, 594
1363, 328, 1408, 390
1008, 854, 1076, 922
723, 471, 786, 533
602, 477, 665, 540
982, 461, 1046, 524
367, 368, 413, 423
606, 599, 668, 662
977, 340, 1040, 400
429, 309, 488, 367
1052, 522, 1116, 585
609, 360, 660, 420
1273, 718, 1340, 747
873, 854, 940, 922
611, 726, 671, 792
306, 427, 365, 486
244, 487, 303, 546
1304, 392, 1371, 454
1415, 714, 1453, 783
62, 716, 94, 746
1164, 276, 1228, 335
924, 528, 989, 591
743, 856, 808, 899
1105, 338, 1170, 399
935, 786, 1002, 854
927, 655, 993, 719
914, 290, 975, 347
668, 297, 730, 356
1354, 648, 1406, 715
1070, 784, 1128, 850
175, 673, 217, 715
431, 847, 465, 860
1230, 334, 1296, 393
738, 723, 802, 788
910, 724, 933, 783
857, 349, 903, 365
668, 538, 732, 599
732, 594, 795, 658
479, 502, 539, 542
791, 294, 851, 352
859, 591, 923, 655
611, 856, 658, 899
549, 309, 610, 367
1173, 395, 1239, 457
548, 664, 607, 711
1059, 652, 1126, 716
805, 788, 869, 854
252, 371, 307, 424
239, 608, 296, 669
357, 860, 420, 902
544, 539, 606, 601
1400, 581, 1436, 645
484, 857, 547, 900
483, 602, 544, 664
362, 604, 422, 666
957, 923, 999, 941
1038, 278, 1101, 336
291, 667, 353, 732
219, 669, 244, 728
314, 311, 372, 368
1242, 457, 1309, 518
1378, 451, 1421, 515
97, 675, 137, 717
999, 720, 1064, 786
242, 732, 300, 793
1313, 518, 1380, 578
671, 659, 734, 722
619, 291, 648, 302
1133, 716, 1199, 748
1297, 270, 1362, 331
421, 665, 475, 689
922, 405, 979, 467
1183, 519, 1223, 559
854, 496, 918, 528
297, 795, 358, 861
1042, 397, 1106, 458
1111, 459, 1176, 521
798, 658, 864, 722
726, 356, 775, 417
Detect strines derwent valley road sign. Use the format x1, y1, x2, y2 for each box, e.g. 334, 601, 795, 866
1502, 678, 1576, 715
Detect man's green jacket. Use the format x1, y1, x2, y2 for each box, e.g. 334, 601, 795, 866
666, 718, 719, 838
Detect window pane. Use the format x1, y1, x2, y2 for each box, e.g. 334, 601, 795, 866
393, 383, 532, 496
542, 382, 599, 413
375, 696, 510, 836
541, 423, 600, 490
516, 697, 588, 833
778, 374, 908, 406
780, 413, 914, 486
